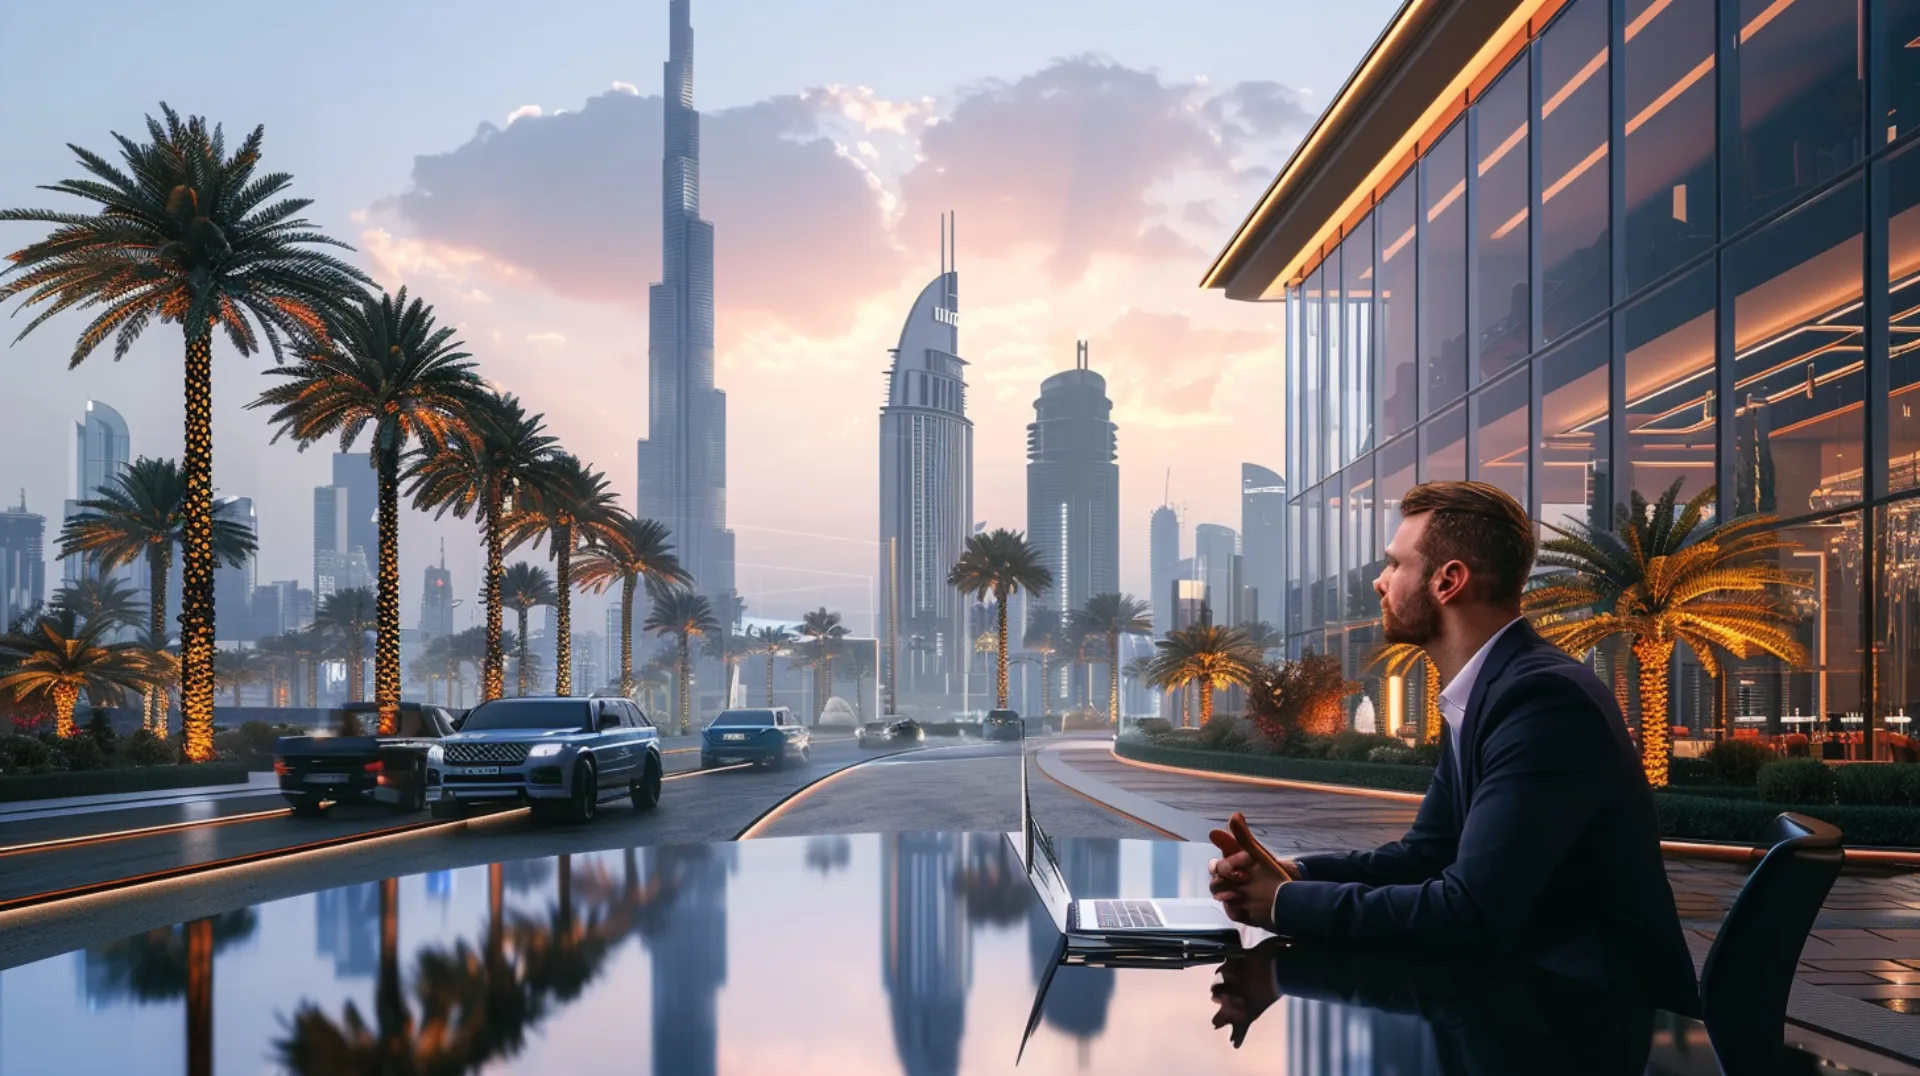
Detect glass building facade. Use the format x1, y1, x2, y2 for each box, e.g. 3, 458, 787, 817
1280, 0, 1920, 750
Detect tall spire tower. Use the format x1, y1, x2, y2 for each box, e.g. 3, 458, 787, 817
638, 0, 734, 606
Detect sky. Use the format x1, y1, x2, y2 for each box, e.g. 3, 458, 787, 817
0, 0, 1402, 635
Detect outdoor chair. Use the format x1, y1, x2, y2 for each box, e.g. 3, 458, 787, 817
1698, 813, 1844, 1074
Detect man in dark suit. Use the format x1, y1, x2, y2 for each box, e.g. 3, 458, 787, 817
1207, 481, 1698, 1011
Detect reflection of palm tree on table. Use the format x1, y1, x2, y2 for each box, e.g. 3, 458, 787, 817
85, 910, 258, 1076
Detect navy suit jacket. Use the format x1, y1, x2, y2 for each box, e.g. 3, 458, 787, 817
1273, 622, 1699, 1012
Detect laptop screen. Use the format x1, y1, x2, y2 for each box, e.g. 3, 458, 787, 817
1015, 739, 1075, 932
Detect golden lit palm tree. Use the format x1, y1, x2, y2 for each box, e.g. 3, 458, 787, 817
948, 529, 1052, 710
1147, 623, 1262, 727
1367, 641, 1443, 743
498, 562, 558, 696
502, 455, 621, 696
574, 517, 690, 698
745, 626, 793, 706
49, 576, 146, 635
0, 611, 159, 736
0, 104, 371, 760
1071, 593, 1154, 727
1526, 480, 1810, 787
644, 588, 718, 734
254, 288, 485, 731
797, 607, 849, 720
59, 458, 256, 728
406, 393, 559, 699
1023, 607, 1062, 720
314, 588, 377, 704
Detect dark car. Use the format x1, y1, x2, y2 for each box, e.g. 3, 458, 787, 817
981, 709, 1024, 742
701, 707, 810, 769
856, 717, 925, 749
426, 696, 663, 824
275, 703, 456, 816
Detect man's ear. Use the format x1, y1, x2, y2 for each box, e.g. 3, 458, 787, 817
1431, 559, 1471, 606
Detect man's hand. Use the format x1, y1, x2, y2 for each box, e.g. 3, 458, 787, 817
1207, 812, 1299, 931
1210, 940, 1287, 1047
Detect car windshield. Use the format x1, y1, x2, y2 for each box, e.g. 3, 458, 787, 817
710, 710, 776, 727
459, 700, 591, 732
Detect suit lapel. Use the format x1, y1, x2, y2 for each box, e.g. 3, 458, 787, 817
1457, 621, 1536, 792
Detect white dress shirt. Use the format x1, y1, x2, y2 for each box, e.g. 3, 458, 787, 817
1437, 617, 1525, 779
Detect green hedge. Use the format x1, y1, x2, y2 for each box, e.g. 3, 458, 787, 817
1114, 739, 1434, 793
0, 763, 251, 803
1656, 794, 1920, 849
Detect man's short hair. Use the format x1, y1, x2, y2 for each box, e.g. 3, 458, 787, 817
1399, 481, 1536, 607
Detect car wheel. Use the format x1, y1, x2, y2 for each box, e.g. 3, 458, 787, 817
564, 759, 598, 824
429, 798, 465, 820
287, 796, 327, 818
631, 756, 663, 811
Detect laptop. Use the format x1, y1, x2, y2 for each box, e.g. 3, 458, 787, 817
1006, 735, 1242, 944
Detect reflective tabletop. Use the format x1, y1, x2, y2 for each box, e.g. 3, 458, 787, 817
0, 834, 1886, 1074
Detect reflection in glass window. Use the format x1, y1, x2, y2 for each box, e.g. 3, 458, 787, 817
1475, 55, 1531, 381
1771, 517, 1865, 730
1304, 489, 1322, 629
1729, 0, 1861, 231
1304, 263, 1325, 489
1889, 142, 1920, 494
1623, 0, 1714, 292
1422, 123, 1469, 412
1729, 177, 1864, 522
1624, 262, 1716, 512
1421, 404, 1467, 483
1343, 217, 1375, 461
1376, 176, 1419, 439
1539, 324, 1612, 538
1474, 366, 1530, 509
1889, 2, 1920, 144
1346, 461, 1376, 621
1287, 283, 1302, 494
1324, 481, 1343, 628
1377, 434, 1417, 554
1880, 501, 1920, 747
1326, 246, 1344, 477
1287, 499, 1304, 636
1538, 0, 1610, 343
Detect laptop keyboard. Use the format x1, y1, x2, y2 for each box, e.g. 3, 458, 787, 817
1093, 899, 1164, 929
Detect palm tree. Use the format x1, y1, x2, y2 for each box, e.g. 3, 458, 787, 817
1238, 620, 1282, 655
746, 626, 793, 706
128, 627, 180, 732
58, 458, 256, 728
314, 588, 377, 703
1526, 480, 1809, 787
214, 648, 264, 706
406, 393, 558, 700
701, 625, 748, 708
842, 646, 877, 721
498, 563, 558, 697
1023, 608, 1062, 720
502, 455, 622, 696
645, 588, 718, 734
1147, 624, 1262, 727
1367, 642, 1444, 743
797, 608, 849, 721
947, 529, 1053, 711
0, 612, 159, 736
449, 626, 491, 702
1071, 594, 1154, 727
0, 104, 371, 761
49, 577, 145, 634
635, 665, 670, 714
574, 517, 690, 698
254, 287, 484, 731
257, 632, 299, 706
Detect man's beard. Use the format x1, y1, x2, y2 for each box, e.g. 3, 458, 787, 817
1382, 573, 1440, 646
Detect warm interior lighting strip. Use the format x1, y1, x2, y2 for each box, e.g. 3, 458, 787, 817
1626, 56, 1714, 136
1542, 49, 1607, 116
1478, 123, 1529, 176
1738, 0, 1798, 44
1541, 142, 1609, 203
1427, 178, 1466, 221
1623, 0, 1675, 41
1382, 223, 1416, 262
1489, 206, 1531, 241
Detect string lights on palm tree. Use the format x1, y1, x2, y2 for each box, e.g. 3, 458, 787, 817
948, 529, 1052, 710
644, 588, 718, 734
0, 103, 371, 760
1146, 623, 1262, 727
1070, 593, 1153, 727
574, 517, 690, 698
498, 563, 559, 697
502, 455, 622, 697
0, 611, 159, 737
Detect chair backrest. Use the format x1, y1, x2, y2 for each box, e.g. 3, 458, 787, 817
1699, 813, 1844, 1073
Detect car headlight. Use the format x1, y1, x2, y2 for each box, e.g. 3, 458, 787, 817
528, 743, 565, 759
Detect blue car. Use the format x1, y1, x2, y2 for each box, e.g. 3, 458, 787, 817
701, 707, 811, 769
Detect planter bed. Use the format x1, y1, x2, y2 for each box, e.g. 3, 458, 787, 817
0, 763, 251, 804
1114, 740, 1434, 794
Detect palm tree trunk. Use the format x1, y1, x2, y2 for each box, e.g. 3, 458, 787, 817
1421, 656, 1444, 743
306, 655, 318, 708
482, 492, 506, 702
766, 651, 776, 706
147, 543, 170, 732
678, 635, 692, 734
995, 593, 1010, 709
52, 683, 78, 738
1200, 682, 1215, 726
517, 607, 531, 696
186, 916, 213, 1076
178, 331, 218, 763
349, 639, 366, 704
1039, 650, 1051, 718
1634, 637, 1675, 787
1107, 633, 1120, 726
619, 574, 637, 696
554, 526, 573, 696
231, 678, 242, 707
374, 444, 403, 733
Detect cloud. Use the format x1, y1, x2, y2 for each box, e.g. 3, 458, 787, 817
505, 104, 543, 125
1087, 307, 1278, 426
610, 81, 638, 95
524, 331, 567, 350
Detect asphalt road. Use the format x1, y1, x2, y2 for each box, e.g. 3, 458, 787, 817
0, 734, 1154, 970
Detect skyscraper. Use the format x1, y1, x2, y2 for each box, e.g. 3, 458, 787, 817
878, 217, 970, 705
1026, 341, 1118, 621
312, 486, 370, 599
331, 451, 377, 583
63, 399, 132, 587
0, 494, 45, 629
1193, 524, 1239, 624
1241, 464, 1286, 630
636, 0, 735, 606
213, 496, 256, 641
883, 831, 970, 1076
1148, 503, 1179, 639
643, 844, 736, 1076
418, 543, 453, 642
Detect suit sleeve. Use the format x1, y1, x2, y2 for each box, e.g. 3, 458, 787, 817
1289, 724, 1461, 886
1270, 671, 1612, 955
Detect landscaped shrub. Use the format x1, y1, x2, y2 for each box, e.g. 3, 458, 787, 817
84, 709, 117, 747
0, 734, 60, 775
126, 728, 180, 766
1368, 745, 1416, 765
1834, 764, 1920, 808
1703, 739, 1777, 787
1322, 730, 1404, 762
1409, 742, 1441, 768
59, 734, 108, 771
1246, 652, 1355, 746
1757, 759, 1836, 806
1668, 758, 1717, 787
1132, 718, 1173, 737
1195, 714, 1259, 754
1655, 794, 1920, 848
